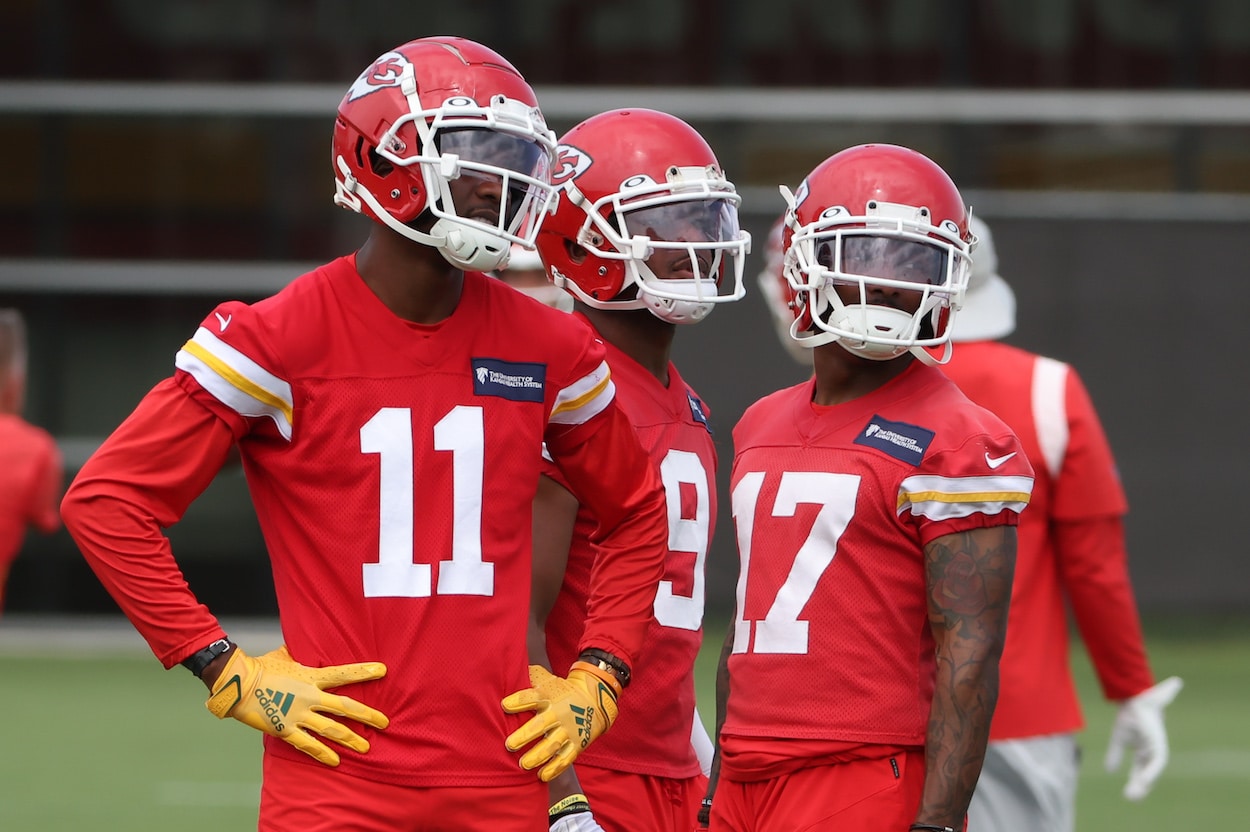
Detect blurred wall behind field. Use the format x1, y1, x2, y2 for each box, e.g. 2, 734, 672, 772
2, 0, 1248, 616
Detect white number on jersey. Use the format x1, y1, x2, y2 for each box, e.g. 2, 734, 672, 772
360, 406, 493, 598
731, 471, 860, 654
652, 449, 711, 631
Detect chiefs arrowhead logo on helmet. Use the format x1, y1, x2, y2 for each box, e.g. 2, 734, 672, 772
551, 145, 593, 185
792, 178, 810, 210
344, 52, 411, 102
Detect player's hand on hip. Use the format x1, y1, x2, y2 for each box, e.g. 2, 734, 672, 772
501, 662, 620, 782
1103, 675, 1184, 800
205, 644, 388, 767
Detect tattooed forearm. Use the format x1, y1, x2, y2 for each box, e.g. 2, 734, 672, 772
915, 525, 1017, 826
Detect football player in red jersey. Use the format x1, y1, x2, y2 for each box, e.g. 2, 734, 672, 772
0, 309, 63, 613
699, 144, 1035, 832
940, 216, 1180, 832
60, 38, 668, 831
525, 109, 750, 832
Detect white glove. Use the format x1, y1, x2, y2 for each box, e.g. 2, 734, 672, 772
1103, 675, 1184, 801
550, 810, 608, 832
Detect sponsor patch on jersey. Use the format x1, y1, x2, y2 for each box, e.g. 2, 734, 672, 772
471, 358, 546, 403
854, 415, 934, 466
687, 391, 713, 435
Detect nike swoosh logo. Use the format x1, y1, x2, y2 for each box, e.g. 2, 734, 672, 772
985, 451, 1017, 469
215, 312, 232, 332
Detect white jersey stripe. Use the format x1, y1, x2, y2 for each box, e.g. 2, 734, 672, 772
175, 327, 294, 440
1031, 356, 1069, 479
897, 474, 1033, 521
550, 360, 615, 426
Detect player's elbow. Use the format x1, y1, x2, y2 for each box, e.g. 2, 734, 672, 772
59, 478, 101, 545
59, 475, 131, 554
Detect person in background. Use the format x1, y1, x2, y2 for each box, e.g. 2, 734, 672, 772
60, 37, 668, 831
524, 107, 749, 832
702, 144, 1034, 832
940, 215, 1182, 832
754, 215, 810, 366
0, 308, 63, 613
494, 243, 574, 311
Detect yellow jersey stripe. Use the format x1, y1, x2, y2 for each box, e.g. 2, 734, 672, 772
175, 327, 294, 440
549, 360, 615, 426
897, 490, 1034, 511
551, 372, 611, 418
181, 340, 294, 428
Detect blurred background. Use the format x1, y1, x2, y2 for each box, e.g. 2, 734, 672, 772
3, 0, 1248, 618
2, 2, 1249, 829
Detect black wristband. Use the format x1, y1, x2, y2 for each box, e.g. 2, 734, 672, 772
909, 824, 956, 832
548, 792, 591, 826
180, 638, 233, 678
697, 796, 713, 825
577, 647, 632, 687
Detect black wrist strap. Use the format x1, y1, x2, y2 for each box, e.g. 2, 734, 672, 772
910, 824, 957, 832
180, 638, 233, 678
577, 647, 632, 687
697, 796, 713, 825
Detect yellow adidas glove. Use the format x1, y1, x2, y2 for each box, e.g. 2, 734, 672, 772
205, 644, 389, 767
501, 662, 621, 782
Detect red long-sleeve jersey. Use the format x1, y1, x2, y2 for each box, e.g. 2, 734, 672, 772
721, 363, 1033, 779
61, 256, 668, 787
545, 333, 717, 778
940, 340, 1154, 739
1, 413, 63, 609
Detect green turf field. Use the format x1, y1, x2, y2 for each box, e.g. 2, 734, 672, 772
1, 615, 1247, 830
0, 652, 262, 831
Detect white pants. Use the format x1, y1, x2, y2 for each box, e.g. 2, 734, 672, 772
967, 733, 1080, 832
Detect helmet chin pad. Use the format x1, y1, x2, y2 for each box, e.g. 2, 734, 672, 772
433, 219, 510, 271
641, 294, 715, 324
836, 339, 911, 361
826, 304, 918, 360
638, 277, 717, 324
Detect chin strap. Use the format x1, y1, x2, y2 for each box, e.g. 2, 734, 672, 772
914, 340, 952, 365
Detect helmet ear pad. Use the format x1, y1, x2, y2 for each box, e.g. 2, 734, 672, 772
542, 228, 630, 304
564, 239, 588, 263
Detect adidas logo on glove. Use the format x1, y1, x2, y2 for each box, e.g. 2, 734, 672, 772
255, 688, 295, 732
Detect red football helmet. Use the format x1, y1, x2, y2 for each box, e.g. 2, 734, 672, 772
781, 143, 974, 364
332, 37, 557, 271
535, 108, 749, 324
